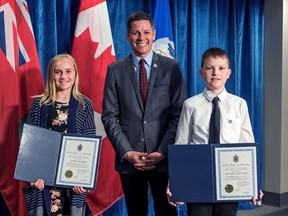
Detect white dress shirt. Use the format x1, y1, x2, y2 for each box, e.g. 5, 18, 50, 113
175, 88, 255, 144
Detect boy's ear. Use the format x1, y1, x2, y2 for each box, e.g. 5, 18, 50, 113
199, 68, 203, 77
227, 68, 232, 78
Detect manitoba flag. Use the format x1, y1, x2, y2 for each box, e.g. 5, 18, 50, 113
71, 0, 123, 215
0, 0, 44, 215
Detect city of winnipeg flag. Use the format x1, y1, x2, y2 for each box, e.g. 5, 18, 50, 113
71, 0, 123, 215
0, 0, 44, 215
153, 0, 175, 59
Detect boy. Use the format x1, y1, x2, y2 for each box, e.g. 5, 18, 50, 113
167, 47, 263, 216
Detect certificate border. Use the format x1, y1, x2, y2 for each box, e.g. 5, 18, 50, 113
215, 146, 258, 200
55, 134, 101, 189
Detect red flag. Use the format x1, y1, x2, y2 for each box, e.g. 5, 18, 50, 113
0, 0, 44, 215
71, 0, 123, 215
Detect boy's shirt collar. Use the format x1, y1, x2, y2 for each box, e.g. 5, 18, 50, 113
203, 87, 228, 102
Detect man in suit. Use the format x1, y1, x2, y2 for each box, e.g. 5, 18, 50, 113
102, 11, 187, 216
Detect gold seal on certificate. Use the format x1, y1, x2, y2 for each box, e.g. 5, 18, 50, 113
225, 184, 233, 193
65, 170, 73, 178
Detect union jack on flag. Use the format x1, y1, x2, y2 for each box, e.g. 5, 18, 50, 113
0, 0, 44, 215
0, 0, 36, 71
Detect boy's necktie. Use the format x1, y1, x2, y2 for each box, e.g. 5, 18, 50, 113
139, 59, 148, 106
209, 97, 220, 144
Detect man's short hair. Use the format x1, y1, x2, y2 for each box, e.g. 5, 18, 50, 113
127, 12, 154, 32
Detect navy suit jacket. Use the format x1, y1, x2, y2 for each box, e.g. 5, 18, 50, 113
102, 52, 187, 173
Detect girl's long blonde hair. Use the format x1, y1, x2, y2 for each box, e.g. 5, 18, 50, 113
35, 54, 84, 107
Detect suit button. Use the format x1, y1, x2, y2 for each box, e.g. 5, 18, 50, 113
140, 138, 145, 142
144, 121, 147, 124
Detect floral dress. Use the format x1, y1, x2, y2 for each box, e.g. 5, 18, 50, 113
47, 102, 70, 216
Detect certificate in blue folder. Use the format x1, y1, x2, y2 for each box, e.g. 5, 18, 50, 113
168, 143, 258, 203
14, 123, 101, 190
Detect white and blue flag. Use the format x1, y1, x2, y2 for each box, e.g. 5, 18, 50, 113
153, 0, 175, 59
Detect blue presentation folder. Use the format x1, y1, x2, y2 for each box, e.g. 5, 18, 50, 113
168, 143, 258, 203
14, 123, 101, 189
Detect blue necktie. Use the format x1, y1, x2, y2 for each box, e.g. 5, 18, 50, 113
209, 97, 220, 144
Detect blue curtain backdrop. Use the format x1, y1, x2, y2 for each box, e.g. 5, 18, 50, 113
22, 0, 264, 215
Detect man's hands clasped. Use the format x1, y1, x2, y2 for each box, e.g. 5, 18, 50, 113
124, 151, 165, 171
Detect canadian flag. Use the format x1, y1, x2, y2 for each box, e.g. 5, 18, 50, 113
0, 0, 44, 215
71, 0, 123, 215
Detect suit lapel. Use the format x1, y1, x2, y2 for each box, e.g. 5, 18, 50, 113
125, 55, 145, 111
146, 53, 159, 108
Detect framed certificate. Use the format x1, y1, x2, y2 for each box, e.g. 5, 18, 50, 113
215, 146, 258, 201
168, 143, 259, 203
14, 123, 101, 190
55, 134, 101, 189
